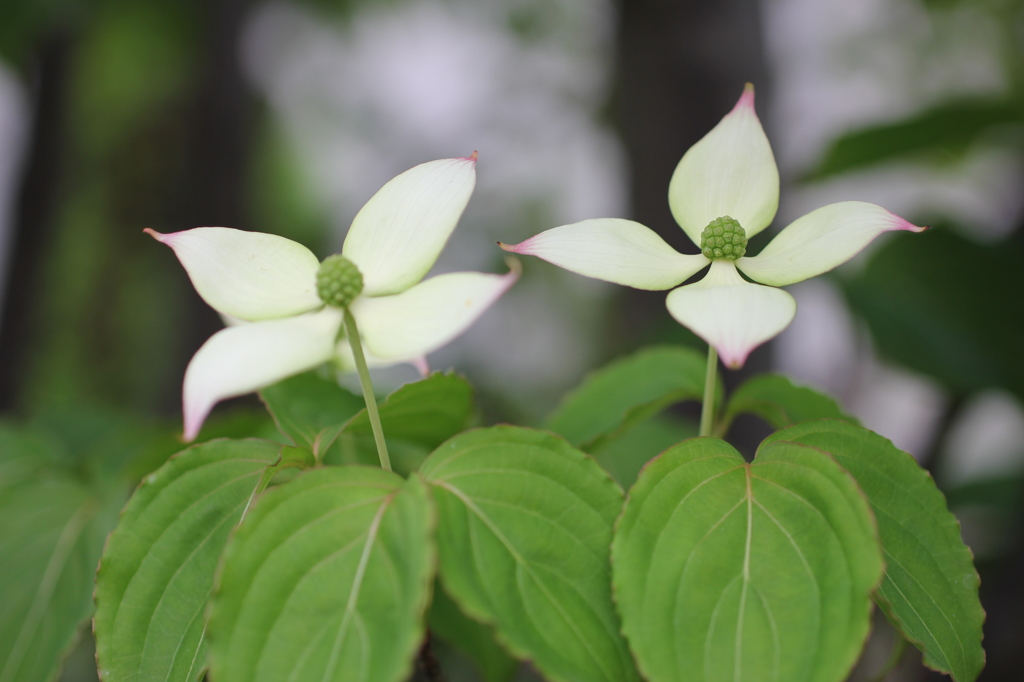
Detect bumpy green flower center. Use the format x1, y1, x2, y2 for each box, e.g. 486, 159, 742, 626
699, 216, 747, 261
316, 255, 364, 308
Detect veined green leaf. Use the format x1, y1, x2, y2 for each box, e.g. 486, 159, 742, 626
722, 373, 857, 434
328, 372, 477, 475
342, 371, 475, 448
590, 414, 698, 488
764, 420, 985, 681
546, 345, 714, 450
259, 371, 364, 457
0, 474, 117, 682
613, 437, 882, 682
208, 467, 434, 682
421, 426, 640, 682
94, 439, 280, 682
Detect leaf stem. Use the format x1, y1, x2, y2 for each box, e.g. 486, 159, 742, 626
343, 308, 392, 472
867, 633, 906, 682
700, 345, 718, 437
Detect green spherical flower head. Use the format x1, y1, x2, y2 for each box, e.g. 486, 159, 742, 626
699, 216, 748, 261
316, 255, 364, 308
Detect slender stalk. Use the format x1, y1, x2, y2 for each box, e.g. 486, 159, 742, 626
342, 308, 392, 472
699, 345, 718, 437
867, 634, 906, 682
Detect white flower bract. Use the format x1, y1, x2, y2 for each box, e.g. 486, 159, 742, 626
150, 155, 517, 440
501, 84, 924, 369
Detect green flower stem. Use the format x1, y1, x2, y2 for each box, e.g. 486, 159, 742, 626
700, 345, 718, 437
342, 308, 392, 472
867, 634, 907, 682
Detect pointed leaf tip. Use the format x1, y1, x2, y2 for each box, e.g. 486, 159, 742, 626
143, 227, 165, 241
465, 151, 479, 163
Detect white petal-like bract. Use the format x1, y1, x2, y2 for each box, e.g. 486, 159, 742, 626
351, 268, 517, 362
665, 260, 796, 369
343, 156, 476, 296
668, 84, 779, 244
182, 308, 343, 440
500, 218, 708, 290
737, 201, 927, 287
147, 227, 322, 321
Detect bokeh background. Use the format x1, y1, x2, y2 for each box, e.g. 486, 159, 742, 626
1, 0, 1022, 679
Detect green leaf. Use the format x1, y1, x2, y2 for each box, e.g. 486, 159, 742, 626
843, 228, 1024, 400
613, 437, 883, 682
722, 373, 858, 434
0, 474, 119, 682
420, 426, 639, 682
259, 370, 365, 457
805, 97, 1024, 180
329, 435, 433, 477
764, 420, 985, 681
429, 583, 518, 682
327, 372, 477, 475
590, 414, 698, 489
208, 467, 434, 682
94, 439, 280, 682
546, 345, 713, 450
343, 371, 476, 449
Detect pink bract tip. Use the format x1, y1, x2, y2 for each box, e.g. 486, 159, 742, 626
716, 343, 753, 370
143, 227, 167, 242
890, 213, 928, 233
182, 405, 207, 443
463, 151, 479, 164
411, 357, 430, 377
720, 351, 749, 371
733, 83, 756, 113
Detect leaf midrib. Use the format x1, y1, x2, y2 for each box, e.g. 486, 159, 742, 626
436, 480, 621, 682
0, 495, 96, 682
321, 494, 392, 682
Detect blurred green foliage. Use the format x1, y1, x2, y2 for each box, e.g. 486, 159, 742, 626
1, 0, 1023, 678
802, 2, 1024, 677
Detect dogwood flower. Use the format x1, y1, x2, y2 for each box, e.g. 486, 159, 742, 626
149, 155, 517, 440
501, 84, 924, 369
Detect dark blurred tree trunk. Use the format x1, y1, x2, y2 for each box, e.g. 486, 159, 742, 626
610, 0, 771, 453
614, 0, 770, 255
0, 0, 257, 417
0, 31, 73, 413
164, 0, 257, 415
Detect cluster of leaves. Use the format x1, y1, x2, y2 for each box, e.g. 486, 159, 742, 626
803, 0, 1024, 608
0, 348, 985, 682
